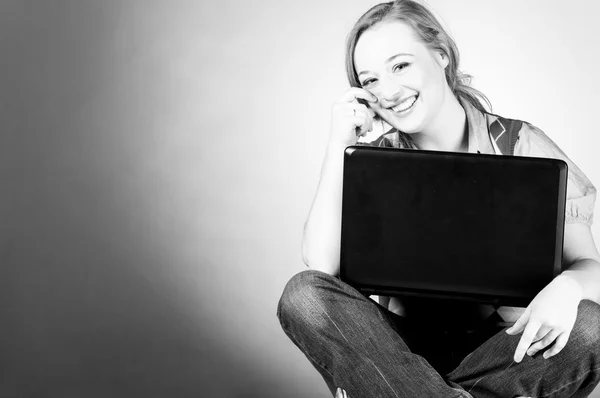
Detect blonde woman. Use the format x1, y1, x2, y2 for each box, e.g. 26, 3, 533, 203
278, 1, 600, 397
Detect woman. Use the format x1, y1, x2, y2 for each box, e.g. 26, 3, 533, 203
277, 1, 600, 397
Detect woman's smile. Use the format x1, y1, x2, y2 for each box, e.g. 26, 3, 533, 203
388, 94, 419, 116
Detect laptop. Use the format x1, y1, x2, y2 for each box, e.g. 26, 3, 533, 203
340, 146, 568, 308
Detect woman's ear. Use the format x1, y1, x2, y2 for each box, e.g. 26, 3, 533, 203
435, 50, 450, 69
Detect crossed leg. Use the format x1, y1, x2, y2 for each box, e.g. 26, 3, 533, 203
277, 270, 472, 397
277, 270, 600, 397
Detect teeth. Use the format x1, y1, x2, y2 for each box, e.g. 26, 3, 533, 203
392, 96, 417, 113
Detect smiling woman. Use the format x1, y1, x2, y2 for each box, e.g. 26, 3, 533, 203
353, 21, 465, 149
277, 0, 600, 397
2, 0, 598, 396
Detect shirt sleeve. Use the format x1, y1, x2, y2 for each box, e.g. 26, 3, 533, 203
513, 122, 596, 225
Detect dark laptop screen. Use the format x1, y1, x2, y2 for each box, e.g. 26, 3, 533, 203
340, 146, 567, 307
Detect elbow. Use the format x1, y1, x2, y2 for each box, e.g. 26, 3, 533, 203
301, 243, 311, 269
301, 240, 339, 276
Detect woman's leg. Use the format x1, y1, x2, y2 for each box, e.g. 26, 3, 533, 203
446, 299, 600, 398
276, 270, 473, 397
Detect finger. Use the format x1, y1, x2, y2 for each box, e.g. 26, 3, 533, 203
340, 104, 368, 119
526, 323, 552, 347
533, 324, 553, 342
340, 87, 378, 104
506, 307, 531, 335
351, 111, 374, 134
514, 320, 541, 363
351, 105, 374, 133
527, 329, 561, 356
335, 387, 343, 398
350, 107, 369, 119
356, 125, 369, 138
349, 103, 376, 119
543, 332, 570, 359
365, 116, 374, 133
349, 115, 371, 136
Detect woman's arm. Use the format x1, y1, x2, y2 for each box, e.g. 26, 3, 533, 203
506, 222, 600, 362
302, 144, 346, 276
505, 122, 600, 362
559, 223, 600, 305
302, 88, 377, 275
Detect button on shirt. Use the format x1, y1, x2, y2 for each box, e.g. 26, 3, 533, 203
357, 98, 597, 325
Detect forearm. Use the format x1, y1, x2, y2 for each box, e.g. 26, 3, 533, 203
560, 258, 600, 304
302, 144, 347, 276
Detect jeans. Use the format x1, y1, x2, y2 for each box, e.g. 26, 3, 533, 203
277, 270, 600, 398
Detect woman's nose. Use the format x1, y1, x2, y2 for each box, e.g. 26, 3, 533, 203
379, 78, 404, 104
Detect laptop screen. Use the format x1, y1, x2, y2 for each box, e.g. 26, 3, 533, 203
340, 146, 567, 307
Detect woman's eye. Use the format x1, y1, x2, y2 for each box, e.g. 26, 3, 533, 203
361, 78, 376, 87
393, 63, 409, 72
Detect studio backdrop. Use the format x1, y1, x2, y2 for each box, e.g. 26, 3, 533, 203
0, 0, 598, 397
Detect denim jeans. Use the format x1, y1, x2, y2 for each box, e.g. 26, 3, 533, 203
277, 270, 600, 397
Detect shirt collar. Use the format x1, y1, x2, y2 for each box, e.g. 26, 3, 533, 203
461, 97, 495, 155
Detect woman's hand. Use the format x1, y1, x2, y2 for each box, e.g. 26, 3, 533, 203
506, 275, 583, 362
329, 87, 378, 148
335, 387, 348, 398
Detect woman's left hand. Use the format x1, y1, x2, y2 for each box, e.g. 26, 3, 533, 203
506, 275, 583, 362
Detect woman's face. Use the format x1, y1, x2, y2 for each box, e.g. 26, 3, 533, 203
354, 21, 449, 134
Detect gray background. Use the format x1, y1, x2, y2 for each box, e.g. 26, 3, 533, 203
1, 0, 598, 397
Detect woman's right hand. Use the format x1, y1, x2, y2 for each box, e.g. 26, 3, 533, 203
329, 87, 378, 148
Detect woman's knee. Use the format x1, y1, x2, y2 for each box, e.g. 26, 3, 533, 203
276, 269, 340, 327
567, 300, 600, 359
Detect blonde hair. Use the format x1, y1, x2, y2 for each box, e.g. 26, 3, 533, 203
345, 0, 491, 114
